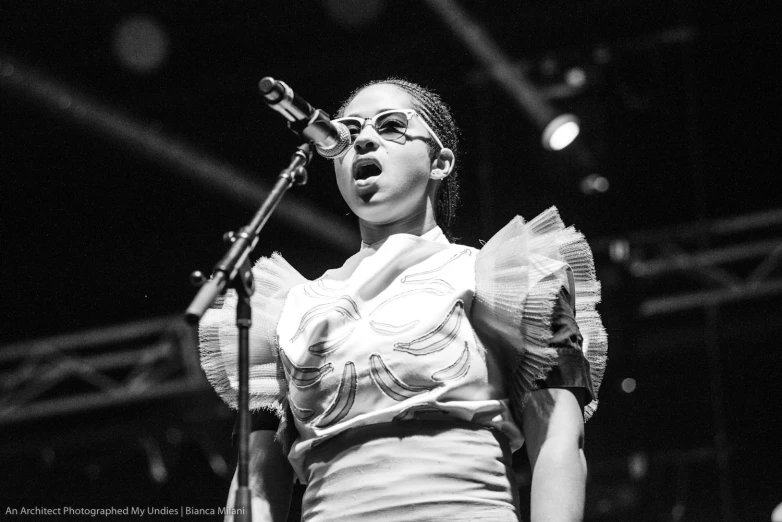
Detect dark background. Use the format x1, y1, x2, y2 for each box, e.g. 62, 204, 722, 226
1, 1, 780, 520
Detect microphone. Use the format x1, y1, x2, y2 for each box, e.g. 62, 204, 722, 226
258, 77, 351, 159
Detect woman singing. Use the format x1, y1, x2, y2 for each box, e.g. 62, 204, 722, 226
200, 78, 607, 521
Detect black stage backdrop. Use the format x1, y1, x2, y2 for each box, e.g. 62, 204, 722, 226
1, 1, 779, 520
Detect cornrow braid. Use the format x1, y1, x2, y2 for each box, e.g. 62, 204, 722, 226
336, 78, 461, 242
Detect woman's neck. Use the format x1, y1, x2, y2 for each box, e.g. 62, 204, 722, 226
358, 208, 438, 247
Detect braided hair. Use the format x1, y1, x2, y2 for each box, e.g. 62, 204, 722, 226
335, 78, 461, 242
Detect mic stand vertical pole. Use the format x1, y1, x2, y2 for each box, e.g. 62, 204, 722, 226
186, 143, 312, 522
234, 273, 253, 522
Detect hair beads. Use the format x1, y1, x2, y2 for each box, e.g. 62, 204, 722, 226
336, 78, 461, 242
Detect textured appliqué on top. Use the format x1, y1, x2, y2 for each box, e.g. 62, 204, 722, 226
277, 240, 485, 436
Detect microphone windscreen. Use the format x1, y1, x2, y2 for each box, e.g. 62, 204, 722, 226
315, 122, 351, 159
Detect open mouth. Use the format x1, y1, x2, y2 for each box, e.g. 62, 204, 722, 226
353, 160, 382, 181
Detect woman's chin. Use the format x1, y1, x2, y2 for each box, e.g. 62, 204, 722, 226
348, 193, 429, 227
349, 192, 388, 214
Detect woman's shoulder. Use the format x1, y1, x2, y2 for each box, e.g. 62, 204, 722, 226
252, 252, 310, 296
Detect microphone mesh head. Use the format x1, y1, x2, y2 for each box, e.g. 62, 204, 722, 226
315, 122, 351, 159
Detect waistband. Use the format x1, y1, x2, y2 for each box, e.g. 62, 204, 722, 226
302, 420, 520, 522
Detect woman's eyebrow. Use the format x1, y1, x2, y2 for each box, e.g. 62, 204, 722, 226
344, 108, 398, 118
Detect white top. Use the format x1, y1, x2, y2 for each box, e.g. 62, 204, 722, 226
198, 207, 607, 483
280, 228, 521, 479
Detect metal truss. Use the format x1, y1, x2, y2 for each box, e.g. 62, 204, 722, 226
0, 315, 208, 425
603, 208, 782, 316
596, 207, 782, 522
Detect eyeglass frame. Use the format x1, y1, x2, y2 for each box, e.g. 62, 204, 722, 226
333, 109, 446, 152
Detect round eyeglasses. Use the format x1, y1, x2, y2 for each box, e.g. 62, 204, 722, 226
333, 109, 445, 151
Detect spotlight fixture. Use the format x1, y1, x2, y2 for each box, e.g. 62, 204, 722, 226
425, 0, 583, 152
542, 113, 581, 151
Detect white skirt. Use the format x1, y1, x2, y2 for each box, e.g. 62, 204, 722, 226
301, 420, 520, 522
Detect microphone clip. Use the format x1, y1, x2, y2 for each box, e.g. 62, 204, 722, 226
288, 109, 334, 146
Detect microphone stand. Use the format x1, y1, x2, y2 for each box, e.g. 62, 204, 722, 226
185, 142, 312, 522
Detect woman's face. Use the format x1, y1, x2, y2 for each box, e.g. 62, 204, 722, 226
334, 83, 436, 226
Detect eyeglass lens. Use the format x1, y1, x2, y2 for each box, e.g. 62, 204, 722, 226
341, 111, 409, 143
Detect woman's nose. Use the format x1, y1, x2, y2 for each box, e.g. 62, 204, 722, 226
353, 125, 380, 152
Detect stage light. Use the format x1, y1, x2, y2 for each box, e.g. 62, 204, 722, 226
425, 0, 585, 153
322, 0, 385, 29
112, 15, 169, 74
621, 378, 637, 393
542, 113, 580, 151
609, 239, 630, 263
565, 67, 587, 88
628, 452, 648, 480
580, 174, 610, 194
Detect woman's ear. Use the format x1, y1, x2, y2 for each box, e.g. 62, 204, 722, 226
429, 148, 455, 180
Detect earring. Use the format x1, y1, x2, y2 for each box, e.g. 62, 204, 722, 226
430, 170, 448, 180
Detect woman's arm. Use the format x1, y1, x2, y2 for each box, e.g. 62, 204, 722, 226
225, 430, 294, 522
521, 388, 587, 522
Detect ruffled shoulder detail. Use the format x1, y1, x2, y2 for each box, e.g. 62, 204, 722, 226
199, 253, 309, 420
473, 206, 607, 421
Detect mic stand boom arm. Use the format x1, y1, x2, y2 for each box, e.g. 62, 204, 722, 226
185, 143, 312, 522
